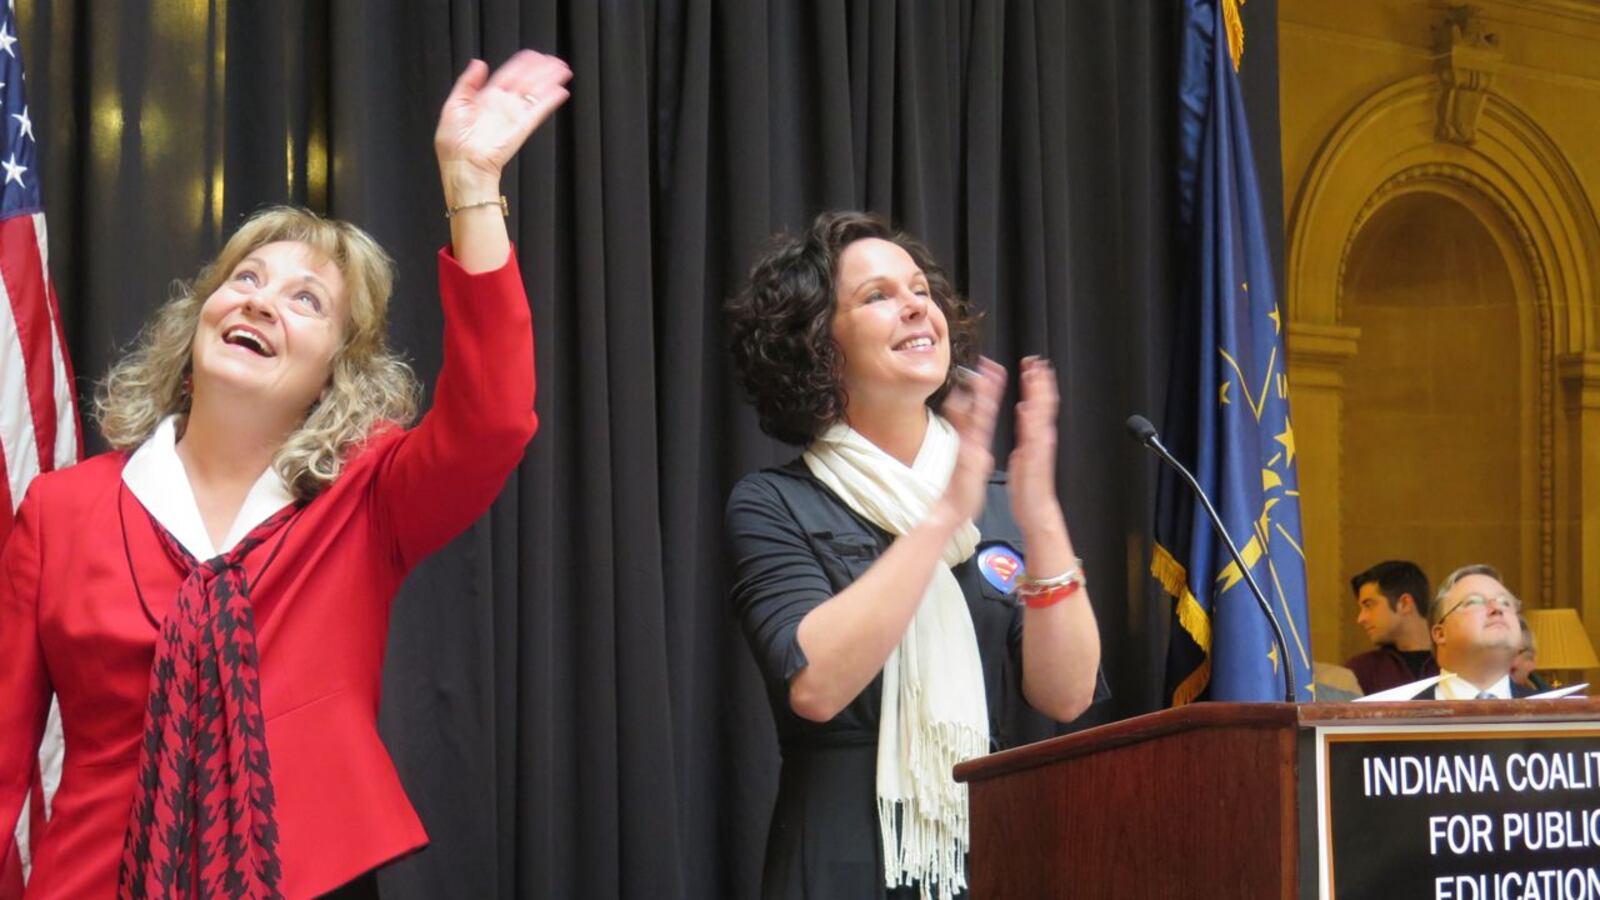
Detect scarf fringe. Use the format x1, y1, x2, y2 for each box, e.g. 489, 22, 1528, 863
880, 713, 986, 898
879, 793, 971, 900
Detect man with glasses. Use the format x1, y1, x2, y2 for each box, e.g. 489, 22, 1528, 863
1405, 564, 1538, 700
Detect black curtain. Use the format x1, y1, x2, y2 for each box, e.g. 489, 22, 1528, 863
20, 1, 1279, 896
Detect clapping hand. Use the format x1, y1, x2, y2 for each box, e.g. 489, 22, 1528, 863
1007, 356, 1064, 530
940, 358, 1006, 523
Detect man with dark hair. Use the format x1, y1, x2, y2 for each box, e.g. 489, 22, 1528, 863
1343, 560, 1438, 694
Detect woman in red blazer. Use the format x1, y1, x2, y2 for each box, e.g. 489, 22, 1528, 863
0, 50, 571, 898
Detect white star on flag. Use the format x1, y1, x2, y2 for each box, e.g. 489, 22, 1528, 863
2, 151, 25, 186
0, 24, 16, 58
11, 105, 29, 141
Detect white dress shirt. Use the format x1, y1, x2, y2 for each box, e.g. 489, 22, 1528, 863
1433, 670, 1513, 700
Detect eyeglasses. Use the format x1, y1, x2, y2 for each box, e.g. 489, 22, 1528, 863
1437, 592, 1521, 626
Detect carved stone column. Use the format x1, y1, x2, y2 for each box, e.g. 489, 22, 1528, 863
1286, 322, 1361, 665
1558, 353, 1600, 653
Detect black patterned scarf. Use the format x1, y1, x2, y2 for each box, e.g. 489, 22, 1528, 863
118, 503, 299, 899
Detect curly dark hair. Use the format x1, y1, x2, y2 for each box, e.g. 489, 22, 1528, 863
726, 210, 981, 445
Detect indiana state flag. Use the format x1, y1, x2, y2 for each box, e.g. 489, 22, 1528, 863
1152, 0, 1313, 704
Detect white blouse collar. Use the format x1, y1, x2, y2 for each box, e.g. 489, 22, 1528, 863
121, 415, 295, 560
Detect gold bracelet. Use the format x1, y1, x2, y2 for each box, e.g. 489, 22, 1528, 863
444, 195, 509, 219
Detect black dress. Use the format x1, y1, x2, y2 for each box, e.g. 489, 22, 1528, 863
726, 461, 1096, 899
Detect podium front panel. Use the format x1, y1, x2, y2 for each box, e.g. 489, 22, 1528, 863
962, 706, 1299, 898
1304, 720, 1600, 900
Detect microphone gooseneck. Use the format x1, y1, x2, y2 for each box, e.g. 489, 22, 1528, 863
1129, 413, 1297, 703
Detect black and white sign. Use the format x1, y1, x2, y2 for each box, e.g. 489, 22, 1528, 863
1315, 723, 1600, 900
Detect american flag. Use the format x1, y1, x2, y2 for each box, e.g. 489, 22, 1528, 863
0, 3, 76, 893
0, 4, 77, 543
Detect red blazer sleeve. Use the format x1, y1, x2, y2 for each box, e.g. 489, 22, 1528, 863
376, 247, 539, 569
0, 488, 50, 865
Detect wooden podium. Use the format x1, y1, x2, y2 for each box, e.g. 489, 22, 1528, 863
952, 699, 1600, 899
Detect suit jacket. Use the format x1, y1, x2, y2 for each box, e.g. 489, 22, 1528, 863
0, 249, 537, 899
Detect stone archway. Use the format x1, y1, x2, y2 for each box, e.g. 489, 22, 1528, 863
1283, 71, 1600, 660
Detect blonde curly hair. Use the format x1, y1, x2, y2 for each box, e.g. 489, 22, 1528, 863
95, 206, 421, 499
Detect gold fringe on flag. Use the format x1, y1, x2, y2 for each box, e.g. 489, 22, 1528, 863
1223, 0, 1245, 71
1171, 658, 1213, 708
1151, 542, 1215, 705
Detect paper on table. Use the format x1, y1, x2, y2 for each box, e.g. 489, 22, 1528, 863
1528, 683, 1588, 699
1353, 674, 1443, 702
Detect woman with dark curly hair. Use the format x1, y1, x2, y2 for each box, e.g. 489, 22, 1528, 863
0, 51, 569, 898
726, 210, 1102, 899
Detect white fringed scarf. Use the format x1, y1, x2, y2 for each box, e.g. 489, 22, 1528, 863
803, 415, 989, 898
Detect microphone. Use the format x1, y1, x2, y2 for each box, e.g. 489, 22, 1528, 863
1126, 414, 1297, 703
1126, 414, 1159, 447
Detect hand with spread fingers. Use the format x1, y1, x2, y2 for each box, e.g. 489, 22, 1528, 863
435, 49, 572, 183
